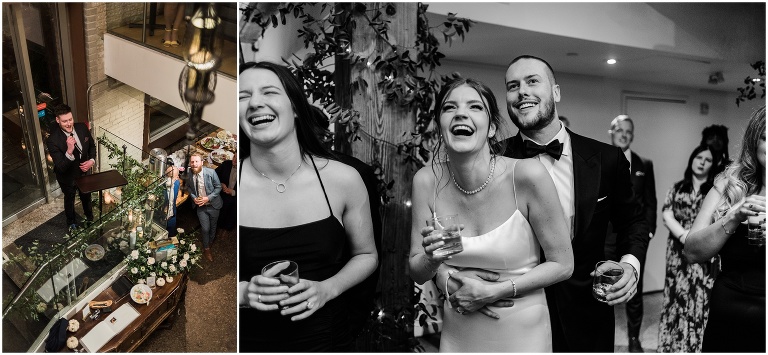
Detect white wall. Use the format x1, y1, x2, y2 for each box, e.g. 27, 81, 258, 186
437, 58, 765, 292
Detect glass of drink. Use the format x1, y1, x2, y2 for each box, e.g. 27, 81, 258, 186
747, 213, 766, 246
592, 261, 624, 303
261, 260, 300, 288
426, 214, 463, 257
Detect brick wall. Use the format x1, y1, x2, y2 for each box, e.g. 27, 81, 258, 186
82, 3, 146, 164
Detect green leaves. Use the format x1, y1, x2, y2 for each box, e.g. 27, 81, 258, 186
736, 61, 765, 106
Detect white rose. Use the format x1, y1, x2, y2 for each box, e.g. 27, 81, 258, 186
36, 302, 47, 313
169, 265, 176, 272
147, 257, 155, 265
172, 256, 178, 263
191, 259, 196, 265
180, 240, 186, 245
180, 260, 187, 268
161, 262, 168, 269
131, 267, 138, 274
177, 228, 184, 234
66, 336, 79, 349
131, 250, 139, 259
183, 253, 190, 260
191, 244, 197, 252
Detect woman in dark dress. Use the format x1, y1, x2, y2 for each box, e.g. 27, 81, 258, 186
685, 105, 766, 352
657, 145, 719, 352
237, 61, 377, 352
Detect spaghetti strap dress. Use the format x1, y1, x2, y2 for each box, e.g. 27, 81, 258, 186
439, 160, 552, 352
239, 156, 351, 352
701, 223, 765, 352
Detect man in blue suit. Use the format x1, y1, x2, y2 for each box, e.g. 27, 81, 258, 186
187, 152, 223, 262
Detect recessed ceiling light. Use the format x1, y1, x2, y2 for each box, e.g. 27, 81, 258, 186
607, 59, 617, 65
752, 78, 762, 83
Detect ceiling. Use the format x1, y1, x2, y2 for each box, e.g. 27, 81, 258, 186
426, 3, 766, 93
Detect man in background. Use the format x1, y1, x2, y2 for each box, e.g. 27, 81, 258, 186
187, 153, 222, 262
606, 114, 657, 352
46, 104, 96, 231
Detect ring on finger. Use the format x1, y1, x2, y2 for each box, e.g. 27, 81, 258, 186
257, 294, 261, 303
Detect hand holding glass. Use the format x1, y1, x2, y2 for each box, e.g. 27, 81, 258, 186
747, 213, 766, 246
262, 260, 300, 288
592, 261, 624, 303
426, 214, 463, 257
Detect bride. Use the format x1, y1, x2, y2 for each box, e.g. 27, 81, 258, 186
408, 78, 573, 352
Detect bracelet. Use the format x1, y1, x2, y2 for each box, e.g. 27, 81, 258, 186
721, 218, 736, 235
508, 279, 517, 298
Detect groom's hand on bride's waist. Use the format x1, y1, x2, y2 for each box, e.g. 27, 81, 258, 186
447, 268, 515, 319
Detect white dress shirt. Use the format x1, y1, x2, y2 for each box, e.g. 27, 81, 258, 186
521, 124, 641, 275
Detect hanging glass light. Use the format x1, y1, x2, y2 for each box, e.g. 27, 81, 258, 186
178, 4, 222, 178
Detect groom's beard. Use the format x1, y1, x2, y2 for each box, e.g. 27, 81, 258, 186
509, 97, 557, 131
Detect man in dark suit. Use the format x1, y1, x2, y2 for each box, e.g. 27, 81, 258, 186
605, 115, 657, 352
215, 150, 237, 232
46, 104, 96, 230
502, 55, 649, 352
187, 152, 223, 262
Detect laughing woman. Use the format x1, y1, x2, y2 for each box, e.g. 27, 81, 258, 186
237, 61, 377, 352
684, 105, 766, 352
408, 78, 573, 352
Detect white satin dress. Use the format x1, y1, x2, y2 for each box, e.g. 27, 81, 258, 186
439, 167, 551, 352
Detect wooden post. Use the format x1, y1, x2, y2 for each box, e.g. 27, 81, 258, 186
349, 2, 417, 351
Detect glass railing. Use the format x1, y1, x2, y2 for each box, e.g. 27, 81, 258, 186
1, 127, 169, 352
104, 3, 236, 79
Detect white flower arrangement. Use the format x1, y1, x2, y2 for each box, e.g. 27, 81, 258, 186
66, 336, 79, 349
68, 319, 80, 332
124, 229, 202, 282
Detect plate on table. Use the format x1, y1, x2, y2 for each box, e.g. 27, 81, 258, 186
216, 130, 234, 141
130, 284, 153, 304
210, 149, 234, 164
199, 137, 223, 150
84, 244, 105, 261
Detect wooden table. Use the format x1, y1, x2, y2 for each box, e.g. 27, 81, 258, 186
62, 273, 188, 352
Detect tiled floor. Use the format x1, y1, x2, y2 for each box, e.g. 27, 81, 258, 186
418, 291, 663, 352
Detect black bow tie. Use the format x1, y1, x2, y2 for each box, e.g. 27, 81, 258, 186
522, 139, 564, 160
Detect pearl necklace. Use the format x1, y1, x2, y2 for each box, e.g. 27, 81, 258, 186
253, 161, 302, 193
450, 156, 496, 195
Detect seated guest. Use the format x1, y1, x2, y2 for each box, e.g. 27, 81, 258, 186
684, 106, 765, 352
657, 144, 719, 352
238, 61, 377, 352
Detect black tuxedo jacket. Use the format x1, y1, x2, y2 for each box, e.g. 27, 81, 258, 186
46, 122, 97, 182
629, 152, 657, 236
503, 129, 649, 352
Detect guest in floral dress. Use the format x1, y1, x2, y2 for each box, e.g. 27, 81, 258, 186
657, 144, 720, 352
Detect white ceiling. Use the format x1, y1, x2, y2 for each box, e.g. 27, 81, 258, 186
426, 3, 765, 93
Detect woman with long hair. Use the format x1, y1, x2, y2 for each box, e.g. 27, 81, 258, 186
408, 77, 573, 352
237, 61, 377, 352
657, 144, 720, 352
164, 165, 181, 238
684, 105, 766, 352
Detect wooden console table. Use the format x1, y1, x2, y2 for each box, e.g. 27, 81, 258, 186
61, 273, 188, 352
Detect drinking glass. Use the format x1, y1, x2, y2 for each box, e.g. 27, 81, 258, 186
261, 260, 300, 288
426, 214, 463, 257
592, 261, 624, 303
747, 213, 766, 246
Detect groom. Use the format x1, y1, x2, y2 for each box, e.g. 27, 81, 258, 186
442, 55, 650, 352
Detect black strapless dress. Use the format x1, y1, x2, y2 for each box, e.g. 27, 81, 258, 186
239, 157, 350, 352
702, 223, 765, 352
